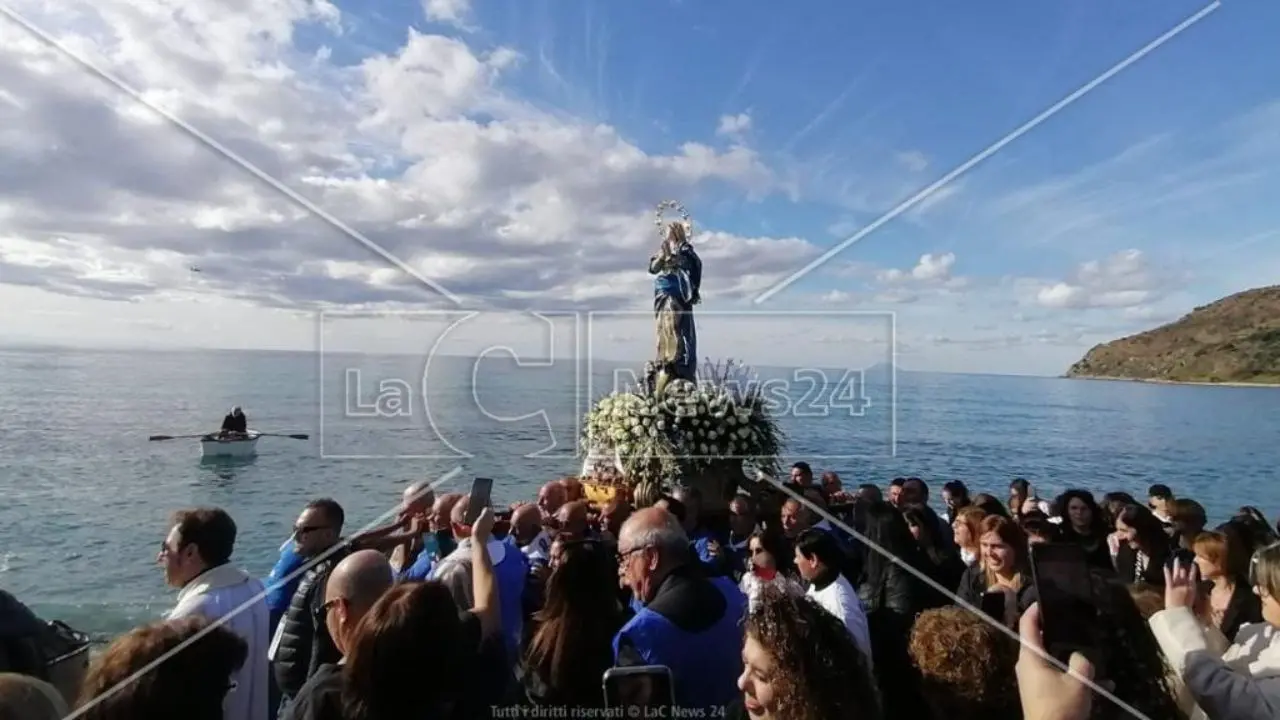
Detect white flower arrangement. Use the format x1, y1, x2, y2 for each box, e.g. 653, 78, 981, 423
582, 361, 783, 489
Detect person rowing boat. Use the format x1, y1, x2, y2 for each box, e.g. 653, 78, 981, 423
218, 406, 248, 440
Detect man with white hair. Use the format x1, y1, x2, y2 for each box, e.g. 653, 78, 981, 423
220, 406, 248, 438
614, 507, 745, 710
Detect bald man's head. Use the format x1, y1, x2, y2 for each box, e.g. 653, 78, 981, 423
618, 507, 688, 559
556, 500, 589, 539
402, 480, 435, 516
560, 477, 584, 502
538, 482, 567, 516
512, 504, 542, 546
325, 550, 394, 654
431, 493, 463, 532
327, 550, 393, 610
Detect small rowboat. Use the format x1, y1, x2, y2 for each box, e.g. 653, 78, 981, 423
200, 430, 261, 458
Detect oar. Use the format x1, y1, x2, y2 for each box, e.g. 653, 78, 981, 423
255, 433, 310, 440
149, 433, 211, 441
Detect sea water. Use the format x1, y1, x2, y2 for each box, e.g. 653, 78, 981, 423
1, 345, 1277, 642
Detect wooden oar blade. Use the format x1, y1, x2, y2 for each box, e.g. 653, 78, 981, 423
149, 435, 175, 441
288, 433, 310, 440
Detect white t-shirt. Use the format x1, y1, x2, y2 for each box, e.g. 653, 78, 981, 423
806, 574, 873, 668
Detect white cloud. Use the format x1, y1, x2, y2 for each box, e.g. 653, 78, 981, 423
876, 252, 957, 285
716, 112, 751, 138
422, 0, 472, 28
1032, 249, 1164, 310
0, 0, 793, 324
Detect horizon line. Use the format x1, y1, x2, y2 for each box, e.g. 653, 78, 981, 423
0, 339, 1059, 380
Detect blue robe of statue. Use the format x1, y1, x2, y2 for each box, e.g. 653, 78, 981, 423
649, 242, 702, 380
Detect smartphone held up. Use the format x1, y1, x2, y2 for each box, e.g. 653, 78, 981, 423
1029, 542, 1104, 673
602, 665, 676, 709
464, 477, 494, 526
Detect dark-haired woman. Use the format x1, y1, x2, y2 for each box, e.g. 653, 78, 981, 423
969, 493, 1009, 520
940, 480, 971, 525
739, 527, 805, 605
903, 505, 965, 607
1054, 489, 1114, 572
1113, 504, 1173, 587
521, 540, 625, 707
855, 502, 928, 718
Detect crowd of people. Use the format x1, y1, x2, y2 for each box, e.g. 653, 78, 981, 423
3, 467, 1280, 720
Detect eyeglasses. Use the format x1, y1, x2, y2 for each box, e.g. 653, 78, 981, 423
158, 541, 183, 556
617, 545, 651, 563
293, 525, 327, 537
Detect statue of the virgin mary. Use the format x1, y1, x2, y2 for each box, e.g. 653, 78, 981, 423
648, 201, 702, 386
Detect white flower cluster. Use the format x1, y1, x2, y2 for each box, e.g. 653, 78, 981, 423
585, 391, 661, 458
656, 380, 761, 460
584, 379, 768, 466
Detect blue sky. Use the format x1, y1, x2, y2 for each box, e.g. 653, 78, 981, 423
1, 0, 1277, 374
321, 0, 1274, 288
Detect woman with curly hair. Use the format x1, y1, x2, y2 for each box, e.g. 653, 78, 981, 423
738, 584, 881, 720
908, 606, 1020, 719
76, 616, 247, 720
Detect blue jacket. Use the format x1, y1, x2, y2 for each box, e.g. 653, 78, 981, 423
397, 533, 443, 582
495, 544, 530, 660
263, 544, 305, 634
614, 568, 745, 710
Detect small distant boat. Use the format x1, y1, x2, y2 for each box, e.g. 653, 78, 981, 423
199, 430, 262, 458
149, 429, 308, 456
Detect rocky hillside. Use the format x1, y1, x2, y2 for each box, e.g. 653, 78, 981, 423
1065, 285, 1280, 384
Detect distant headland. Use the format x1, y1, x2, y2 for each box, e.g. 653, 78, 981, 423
1065, 285, 1280, 386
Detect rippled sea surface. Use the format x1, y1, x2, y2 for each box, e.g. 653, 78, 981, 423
2, 345, 1277, 641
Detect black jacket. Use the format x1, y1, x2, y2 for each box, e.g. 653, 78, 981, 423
956, 564, 1036, 616
273, 545, 350, 699
857, 557, 921, 617
282, 662, 342, 720
221, 413, 247, 433
1216, 578, 1264, 642
919, 552, 967, 609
